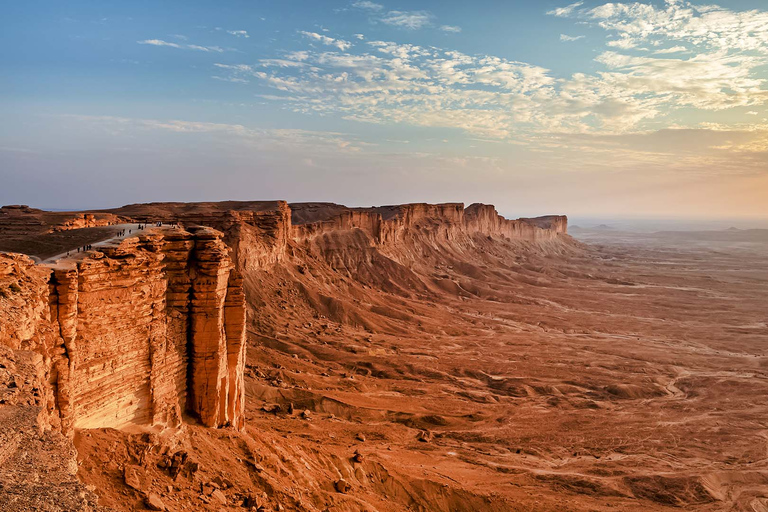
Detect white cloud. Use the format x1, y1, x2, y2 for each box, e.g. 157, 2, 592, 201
138, 39, 182, 49
299, 31, 352, 51
187, 44, 224, 53
286, 51, 310, 61
353, 4, 440, 31
380, 11, 432, 30
550, 0, 768, 55
138, 39, 224, 52
212, 75, 249, 83
259, 59, 308, 68
547, 1, 584, 17
214, 63, 253, 72
354, 33, 365, 40
440, 25, 462, 33
226, 30, 249, 38
352, 0, 383, 11
209, 1, 768, 141
654, 45, 688, 54
606, 36, 637, 49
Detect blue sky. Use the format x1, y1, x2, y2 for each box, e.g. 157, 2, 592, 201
1, 0, 767, 219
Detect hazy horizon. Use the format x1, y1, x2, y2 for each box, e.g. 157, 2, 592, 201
2, 0, 767, 218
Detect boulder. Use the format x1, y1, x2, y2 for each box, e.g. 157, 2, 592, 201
145, 493, 166, 511
123, 465, 143, 491
334, 479, 351, 493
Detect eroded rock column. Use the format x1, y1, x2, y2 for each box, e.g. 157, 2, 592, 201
224, 269, 246, 429
188, 228, 235, 427
51, 267, 79, 436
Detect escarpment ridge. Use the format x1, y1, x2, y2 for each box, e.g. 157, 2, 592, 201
0, 200, 574, 511
5, 200, 766, 512
0, 201, 567, 435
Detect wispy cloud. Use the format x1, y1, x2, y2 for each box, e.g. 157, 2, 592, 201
352, 2, 442, 31
187, 44, 224, 52
147, 2, 768, 148
258, 59, 308, 68
138, 39, 224, 52
212, 75, 250, 83
352, 0, 383, 11
139, 39, 182, 49
653, 46, 689, 54
547, 1, 584, 17
548, 0, 768, 55
226, 29, 249, 38
299, 31, 352, 51
212, 5, 768, 140
380, 10, 432, 29
64, 115, 367, 153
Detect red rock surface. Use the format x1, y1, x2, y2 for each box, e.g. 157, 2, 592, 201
4, 201, 766, 511
0, 226, 247, 435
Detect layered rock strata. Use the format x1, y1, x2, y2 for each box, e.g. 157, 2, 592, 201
1, 201, 566, 436
291, 202, 567, 245
0, 227, 246, 437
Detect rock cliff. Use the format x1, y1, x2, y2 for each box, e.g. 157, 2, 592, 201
0, 200, 566, 440
0, 227, 246, 437
0, 199, 570, 511
291, 202, 566, 246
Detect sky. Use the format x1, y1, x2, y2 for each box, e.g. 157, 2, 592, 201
1, 0, 767, 220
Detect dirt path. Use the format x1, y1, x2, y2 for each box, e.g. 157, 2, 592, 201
42, 223, 149, 264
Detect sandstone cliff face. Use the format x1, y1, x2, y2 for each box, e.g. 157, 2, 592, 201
186, 227, 246, 429
0, 227, 246, 437
107, 200, 292, 273
464, 203, 567, 240
1, 200, 566, 435
0, 199, 571, 510
291, 202, 567, 247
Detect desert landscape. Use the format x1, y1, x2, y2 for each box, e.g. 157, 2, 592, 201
3, 0, 768, 510
1, 201, 767, 511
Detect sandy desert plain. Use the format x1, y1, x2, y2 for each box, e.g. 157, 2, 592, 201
1, 202, 767, 512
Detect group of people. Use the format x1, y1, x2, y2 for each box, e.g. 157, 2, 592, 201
61, 221, 181, 259
118, 222, 181, 236
135, 222, 178, 229
67, 244, 93, 257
